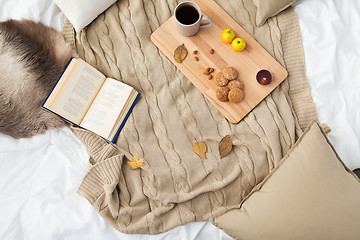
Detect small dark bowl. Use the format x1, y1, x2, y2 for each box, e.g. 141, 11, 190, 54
256, 69, 273, 85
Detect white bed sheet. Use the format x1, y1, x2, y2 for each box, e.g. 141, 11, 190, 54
0, 0, 359, 239
0, 0, 65, 31
294, 0, 360, 170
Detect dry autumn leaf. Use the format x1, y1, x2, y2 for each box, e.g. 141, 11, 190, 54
127, 155, 144, 169
219, 135, 232, 158
193, 141, 207, 159
174, 43, 188, 63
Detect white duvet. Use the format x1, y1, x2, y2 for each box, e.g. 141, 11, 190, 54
295, 0, 360, 171
0, 0, 359, 239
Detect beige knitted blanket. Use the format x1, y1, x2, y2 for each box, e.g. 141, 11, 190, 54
62, 0, 317, 235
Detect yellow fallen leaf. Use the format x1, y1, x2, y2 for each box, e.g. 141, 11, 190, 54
219, 135, 232, 158
127, 155, 144, 169
174, 43, 188, 63
193, 141, 207, 159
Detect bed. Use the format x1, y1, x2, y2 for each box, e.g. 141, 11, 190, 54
0, 0, 359, 239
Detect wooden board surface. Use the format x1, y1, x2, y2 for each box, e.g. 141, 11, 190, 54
151, 0, 288, 123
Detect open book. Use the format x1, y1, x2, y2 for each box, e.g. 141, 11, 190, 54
42, 58, 140, 143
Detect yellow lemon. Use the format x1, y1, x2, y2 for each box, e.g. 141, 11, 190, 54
221, 29, 235, 43
231, 38, 246, 52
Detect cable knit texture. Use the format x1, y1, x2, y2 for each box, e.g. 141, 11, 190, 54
63, 0, 317, 235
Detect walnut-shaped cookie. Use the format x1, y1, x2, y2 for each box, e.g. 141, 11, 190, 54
216, 86, 230, 102
228, 80, 244, 90
228, 88, 244, 103
222, 66, 238, 80
214, 72, 229, 87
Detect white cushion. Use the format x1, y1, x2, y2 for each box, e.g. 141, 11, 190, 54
53, 0, 116, 32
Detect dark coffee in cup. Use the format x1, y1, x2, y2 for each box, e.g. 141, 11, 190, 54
175, 5, 200, 25
174, 1, 212, 37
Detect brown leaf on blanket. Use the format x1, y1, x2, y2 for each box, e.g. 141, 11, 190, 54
193, 141, 207, 159
127, 156, 144, 169
219, 135, 232, 158
174, 43, 188, 63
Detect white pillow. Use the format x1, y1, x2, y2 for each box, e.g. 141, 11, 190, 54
53, 0, 116, 32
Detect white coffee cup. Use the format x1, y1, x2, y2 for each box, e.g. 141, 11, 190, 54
174, 1, 212, 37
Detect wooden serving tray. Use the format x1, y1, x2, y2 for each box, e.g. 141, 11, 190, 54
151, 0, 288, 123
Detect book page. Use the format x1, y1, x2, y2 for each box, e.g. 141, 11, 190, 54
80, 78, 134, 139
43, 58, 106, 124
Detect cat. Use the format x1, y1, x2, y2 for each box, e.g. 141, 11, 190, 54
0, 19, 77, 138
